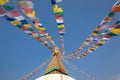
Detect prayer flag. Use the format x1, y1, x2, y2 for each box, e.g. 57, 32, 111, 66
3, 5, 14, 11
112, 5, 120, 12
51, 0, 57, 4
108, 12, 115, 17
10, 21, 21, 26
15, 15, 25, 21
0, 5, 6, 15
0, 0, 9, 5
110, 28, 120, 34
103, 17, 112, 22
10, 10, 20, 17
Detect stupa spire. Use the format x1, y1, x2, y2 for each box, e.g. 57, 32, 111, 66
44, 47, 68, 75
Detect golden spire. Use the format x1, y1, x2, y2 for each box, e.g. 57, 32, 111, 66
44, 47, 68, 75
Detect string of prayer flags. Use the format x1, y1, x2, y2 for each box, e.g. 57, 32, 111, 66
1, 0, 119, 58
3, 13, 38, 39
18, 1, 47, 38
65, 19, 120, 59
2, 5, 37, 37
68, 19, 120, 60
17, 0, 57, 48
64, 0, 120, 58
18, 0, 45, 36
1, 4, 53, 51
50, 0, 65, 55
74, 38, 110, 59
51, 0, 65, 39
99, 1, 120, 27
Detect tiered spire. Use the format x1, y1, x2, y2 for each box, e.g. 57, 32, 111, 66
44, 47, 67, 75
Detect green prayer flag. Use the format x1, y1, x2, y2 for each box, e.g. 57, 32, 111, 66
55, 12, 64, 16
94, 30, 99, 34
3, 5, 14, 11
108, 12, 115, 17
107, 32, 117, 36
115, 20, 120, 24
16, 25, 23, 28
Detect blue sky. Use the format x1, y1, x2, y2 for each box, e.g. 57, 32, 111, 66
0, 0, 120, 80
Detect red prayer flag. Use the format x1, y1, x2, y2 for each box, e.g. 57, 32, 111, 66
23, 7, 32, 13
0, 5, 6, 15
10, 10, 20, 17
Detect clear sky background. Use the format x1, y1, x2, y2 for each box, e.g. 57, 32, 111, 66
0, 0, 120, 80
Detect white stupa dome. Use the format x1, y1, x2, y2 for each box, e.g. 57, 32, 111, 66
36, 74, 75, 80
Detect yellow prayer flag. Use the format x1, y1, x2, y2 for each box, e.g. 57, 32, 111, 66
24, 24, 31, 29
32, 11, 36, 16
0, 0, 9, 5
53, 7, 63, 13
46, 36, 52, 39
39, 28, 46, 31
110, 28, 120, 34
91, 32, 97, 36
98, 40, 105, 44
90, 47, 96, 51
58, 24, 64, 29
27, 11, 36, 18
58, 8, 63, 12
34, 24, 40, 30
32, 33, 38, 38
10, 21, 21, 26
60, 36, 63, 38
